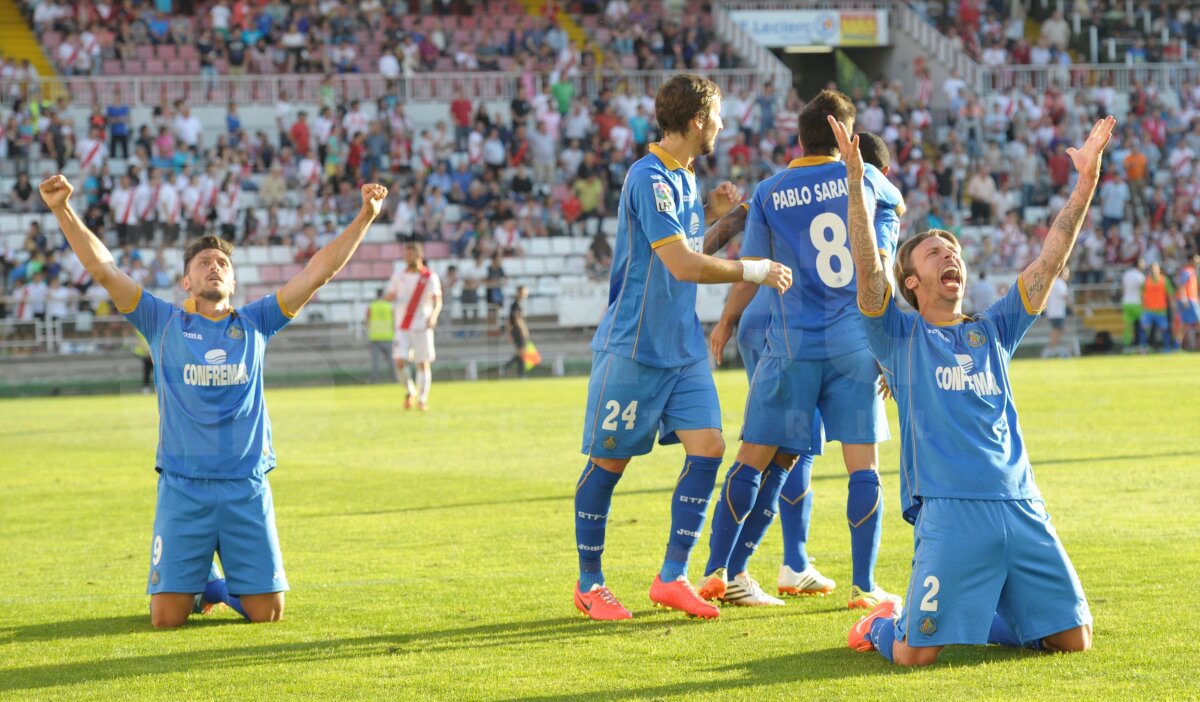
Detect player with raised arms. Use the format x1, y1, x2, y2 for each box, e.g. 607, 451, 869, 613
39, 173, 389, 628
572, 74, 792, 621
835, 113, 1114, 664
699, 130, 905, 604
698, 91, 900, 610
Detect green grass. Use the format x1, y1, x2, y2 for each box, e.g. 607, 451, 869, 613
1, 354, 1198, 700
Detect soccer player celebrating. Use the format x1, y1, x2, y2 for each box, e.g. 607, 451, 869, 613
385, 242, 442, 410
573, 74, 792, 621
834, 113, 1114, 664
701, 130, 906, 604
39, 173, 389, 628
698, 92, 900, 610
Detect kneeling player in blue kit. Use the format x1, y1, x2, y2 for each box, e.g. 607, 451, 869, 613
831, 114, 1114, 664
40, 174, 389, 628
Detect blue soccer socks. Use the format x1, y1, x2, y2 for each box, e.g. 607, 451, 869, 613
661, 455, 721, 582
727, 461, 790, 576
778, 454, 815, 572
702, 461, 760, 576
869, 616, 898, 662
202, 561, 248, 619
847, 469, 883, 593
575, 461, 623, 591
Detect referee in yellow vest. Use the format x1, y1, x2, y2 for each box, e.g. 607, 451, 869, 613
367, 288, 397, 383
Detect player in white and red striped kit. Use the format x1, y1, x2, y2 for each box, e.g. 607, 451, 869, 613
385, 242, 443, 410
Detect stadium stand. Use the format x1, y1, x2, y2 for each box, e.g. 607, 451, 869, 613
2, 1, 1199, 364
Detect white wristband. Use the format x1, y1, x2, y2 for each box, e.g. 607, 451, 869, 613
741, 259, 770, 283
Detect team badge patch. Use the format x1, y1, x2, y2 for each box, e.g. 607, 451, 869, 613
967, 329, 986, 348
919, 615, 937, 636
227, 325, 245, 340
652, 182, 675, 212
603, 436, 617, 450
151, 570, 160, 585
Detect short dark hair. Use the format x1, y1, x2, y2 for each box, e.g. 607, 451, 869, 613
858, 132, 889, 170
894, 229, 960, 311
655, 74, 722, 137
798, 89, 856, 156
183, 236, 234, 273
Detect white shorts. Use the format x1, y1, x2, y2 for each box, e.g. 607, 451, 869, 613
393, 329, 435, 363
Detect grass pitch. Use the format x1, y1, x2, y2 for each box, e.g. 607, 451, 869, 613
1, 354, 1198, 701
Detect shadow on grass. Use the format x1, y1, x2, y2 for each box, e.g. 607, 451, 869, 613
0, 606, 1041, 694
0, 614, 240, 643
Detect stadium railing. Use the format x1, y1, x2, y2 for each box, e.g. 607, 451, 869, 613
43, 68, 772, 108
980, 63, 1200, 94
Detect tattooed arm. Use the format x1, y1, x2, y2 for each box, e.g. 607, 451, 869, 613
1021, 116, 1116, 311
828, 115, 889, 314
703, 203, 748, 255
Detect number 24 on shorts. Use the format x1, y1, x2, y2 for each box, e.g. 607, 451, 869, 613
602, 400, 639, 431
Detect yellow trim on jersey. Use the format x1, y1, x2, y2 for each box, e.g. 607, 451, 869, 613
116, 286, 142, 314
1017, 275, 1044, 315
739, 202, 750, 211
931, 315, 971, 327
787, 155, 840, 168
183, 297, 233, 321
858, 286, 890, 318
740, 256, 765, 261
276, 291, 297, 319
648, 143, 693, 173
650, 233, 686, 249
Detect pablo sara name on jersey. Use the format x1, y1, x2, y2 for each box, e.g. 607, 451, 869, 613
770, 177, 849, 210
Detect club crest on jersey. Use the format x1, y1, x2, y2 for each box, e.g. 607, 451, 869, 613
226, 325, 245, 340
967, 329, 986, 347
652, 182, 675, 212
919, 615, 937, 635
603, 436, 617, 450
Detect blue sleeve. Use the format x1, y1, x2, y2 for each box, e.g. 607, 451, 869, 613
860, 288, 914, 364
741, 193, 770, 260
980, 277, 1041, 355
121, 287, 175, 341
239, 292, 295, 338
629, 168, 686, 250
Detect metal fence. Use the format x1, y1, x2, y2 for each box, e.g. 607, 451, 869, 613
34, 68, 776, 109
979, 62, 1200, 94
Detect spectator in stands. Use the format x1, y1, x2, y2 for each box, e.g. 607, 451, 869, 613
485, 250, 506, 331
965, 163, 998, 224
572, 169, 604, 236
10, 173, 37, 213
1040, 9, 1071, 51
586, 230, 612, 279
1099, 174, 1131, 232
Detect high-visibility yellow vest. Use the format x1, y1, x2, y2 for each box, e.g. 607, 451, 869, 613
368, 299, 394, 341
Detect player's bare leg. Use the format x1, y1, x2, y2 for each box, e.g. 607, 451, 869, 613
843, 443, 899, 608
239, 592, 285, 623
150, 593, 196, 629
1042, 623, 1092, 652
891, 639, 944, 666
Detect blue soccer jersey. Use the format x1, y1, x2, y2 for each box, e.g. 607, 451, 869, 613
861, 280, 1044, 523
121, 288, 295, 479
741, 156, 876, 361
591, 144, 708, 368
864, 163, 902, 259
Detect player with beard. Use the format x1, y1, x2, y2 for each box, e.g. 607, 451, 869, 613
572, 74, 793, 620
39, 173, 389, 628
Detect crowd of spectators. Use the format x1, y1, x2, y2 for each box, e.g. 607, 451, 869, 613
5, 2, 1200, 347
919, 0, 1200, 67
17, 0, 738, 81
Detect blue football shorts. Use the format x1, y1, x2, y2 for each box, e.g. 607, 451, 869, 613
738, 332, 824, 457
1180, 300, 1200, 326
148, 471, 289, 596
897, 497, 1091, 647
581, 351, 721, 458
740, 346, 887, 453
